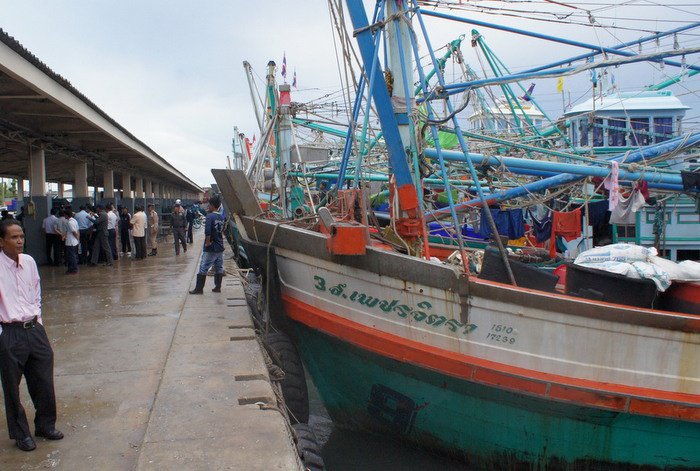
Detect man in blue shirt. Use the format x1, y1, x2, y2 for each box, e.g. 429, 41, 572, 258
73, 206, 95, 264
189, 196, 225, 294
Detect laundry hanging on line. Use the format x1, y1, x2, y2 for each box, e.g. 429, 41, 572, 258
550, 208, 582, 258
610, 190, 646, 225
479, 207, 525, 240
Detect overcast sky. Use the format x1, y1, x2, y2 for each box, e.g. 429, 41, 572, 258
1, 1, 698, 186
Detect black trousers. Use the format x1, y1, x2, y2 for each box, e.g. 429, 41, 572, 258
187, 222, 193, 243
79, 230, 91, 264
134, 236, 147, 259
65, 245, 79, 273
120, 229, 131, 253
45, 234, 61, 266
107, 229, 118, 260
91, 230, 113, 265
173, 227, 187, 254
0, 323, 57, 439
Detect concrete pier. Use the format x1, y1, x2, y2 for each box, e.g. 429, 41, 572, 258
0, 232, 301, 470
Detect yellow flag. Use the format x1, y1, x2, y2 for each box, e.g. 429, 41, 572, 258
556, 76, 564, 93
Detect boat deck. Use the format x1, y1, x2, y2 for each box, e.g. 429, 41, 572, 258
0, 232, 301, 470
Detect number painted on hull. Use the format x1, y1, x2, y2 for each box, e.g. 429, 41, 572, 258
312, 275, 477, 336
488, 324, 518, 344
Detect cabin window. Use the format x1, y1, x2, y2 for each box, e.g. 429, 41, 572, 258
616, 225, 636, 238
607, 117, 626, 147
654, 117, 673, 143
579, 120, 589, 146
677, 250, 700, 262
593, 119, 604, 147
630, 118, 650, 146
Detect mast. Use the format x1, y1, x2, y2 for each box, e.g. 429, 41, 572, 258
277, 84, 293, 218
243, 61, 265, 134
344, 0, 419, 219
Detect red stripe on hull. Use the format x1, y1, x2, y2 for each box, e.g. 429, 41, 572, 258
282, 294, 700, 421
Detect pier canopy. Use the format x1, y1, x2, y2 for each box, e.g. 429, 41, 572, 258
0, 28, 201, 202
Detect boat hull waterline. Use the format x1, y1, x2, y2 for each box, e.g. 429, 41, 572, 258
217, 169, 700, 469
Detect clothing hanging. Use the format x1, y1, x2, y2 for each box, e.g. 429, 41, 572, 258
528, 209, 552, 243
602, 161, 620, 210
550, 208, 582, 258
610, 190, 646, 225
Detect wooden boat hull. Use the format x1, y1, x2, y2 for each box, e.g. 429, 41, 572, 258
293, 320, 699, 469
214, 169, 700, 469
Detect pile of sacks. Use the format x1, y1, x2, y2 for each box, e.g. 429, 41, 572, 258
574, 244, 700, 292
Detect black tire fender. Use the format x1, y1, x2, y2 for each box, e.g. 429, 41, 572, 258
292, 423, 325, 471
263, 331, 310, 424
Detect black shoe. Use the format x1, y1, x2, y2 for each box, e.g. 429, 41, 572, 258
35, 429, 64, 440
15, 437, 36, 451
87, 262, 97, 266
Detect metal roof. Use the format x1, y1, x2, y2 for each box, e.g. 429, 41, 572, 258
565, 91, 690, 117
0, 28, 201, 193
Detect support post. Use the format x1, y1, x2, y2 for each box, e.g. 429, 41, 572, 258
26, 147, 50, 263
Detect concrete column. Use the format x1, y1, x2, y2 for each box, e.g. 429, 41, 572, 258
74, 163, 89, 198
29, 148, 46, 197
58, 183, 64, 198
145, 180, 153, 200
16, 178, 25, 199
103, 169, 115, 204
121, 172, 132, 198
134, 178, 145, 209
121, 172, 134, 214
24, 148, 50, 263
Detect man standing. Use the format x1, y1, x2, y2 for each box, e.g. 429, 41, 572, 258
61, 210, 79, 275
189, 196, 225, 294
106, 203, 119, 261
74, 206, 94, 264
131, 206, 147, 260
147, 204, 159, 257
0, 220, 63, 451
171, 200, 187, 255
119, 207, 132, 255
185, 204, 196, 244
41, 209, 60, 266
89, 206, 113, 267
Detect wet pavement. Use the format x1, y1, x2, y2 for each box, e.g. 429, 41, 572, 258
0, 231, 301, 470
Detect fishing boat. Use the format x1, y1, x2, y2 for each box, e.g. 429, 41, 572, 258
217, 1, 700, 468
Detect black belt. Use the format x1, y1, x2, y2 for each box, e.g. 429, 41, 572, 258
1, 316, 38, 329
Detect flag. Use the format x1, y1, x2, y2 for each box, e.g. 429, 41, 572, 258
252, 134, 256, 145
556, 76, 564, 93
292, 69, 297, 88
520, 83, 535, 101
281, 52, 287, 79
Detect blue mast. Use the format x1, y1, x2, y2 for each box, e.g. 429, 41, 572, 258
344, 0, 419, 215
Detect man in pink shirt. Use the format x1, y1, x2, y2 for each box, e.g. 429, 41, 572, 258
0, 219, 63, 451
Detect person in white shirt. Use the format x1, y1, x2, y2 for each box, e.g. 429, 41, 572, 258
61, 209, 80, 274
130, 206, 147, 260
106, 203, 119, 261
41, 209, 60, 266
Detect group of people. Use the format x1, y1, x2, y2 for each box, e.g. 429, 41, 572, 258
0, 195, 225, 453
36, 199, 206, 274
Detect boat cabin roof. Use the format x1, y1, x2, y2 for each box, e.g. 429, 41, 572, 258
565, 91, 689, 117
